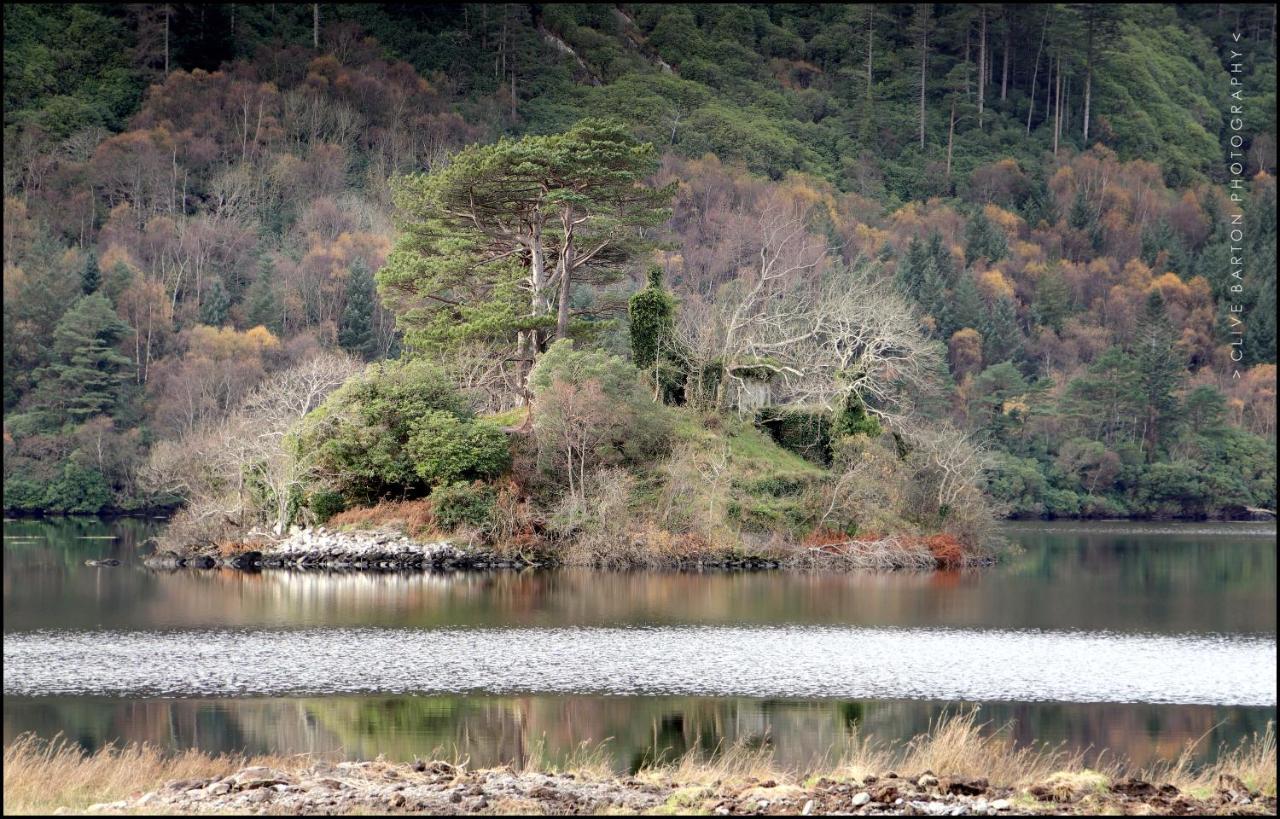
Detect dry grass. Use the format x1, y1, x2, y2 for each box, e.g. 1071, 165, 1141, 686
1145, 721, 1277, 797
2, 733, 299, 815
326, 498, 437, 538
6, 716, 1274, 815
639, 710, 1274, 798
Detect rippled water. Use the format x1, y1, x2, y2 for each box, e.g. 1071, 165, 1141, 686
3, 518, 1276, 770
5, 626, 1275, 704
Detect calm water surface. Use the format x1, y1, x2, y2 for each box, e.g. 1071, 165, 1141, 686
3, 517, 1275, 771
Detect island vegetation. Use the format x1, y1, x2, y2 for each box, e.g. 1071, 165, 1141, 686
3, 4, 1276, 568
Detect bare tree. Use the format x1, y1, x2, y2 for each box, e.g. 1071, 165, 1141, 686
676, 198, 941, 424
141, 352, 361, 542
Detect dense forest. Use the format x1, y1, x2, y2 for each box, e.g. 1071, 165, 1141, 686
3, 3, 1276, 537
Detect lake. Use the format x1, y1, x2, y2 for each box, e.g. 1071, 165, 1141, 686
3, 517, 1275, 773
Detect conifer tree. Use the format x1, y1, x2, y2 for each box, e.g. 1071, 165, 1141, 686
338, 258, 377, 360
199, 278, 231, 326
81, 250, 102, 295
37, 294, 133, 422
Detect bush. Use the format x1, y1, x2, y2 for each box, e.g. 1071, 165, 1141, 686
755, 406, 832, 464
42, 462, 113, 514
530, 340, 672, 494
293, 358, 510, 504
308, 490, 347, 523
430, 481, 496, 531
2, 477, 46, 513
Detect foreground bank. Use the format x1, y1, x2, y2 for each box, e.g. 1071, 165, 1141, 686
5, 716, 1275, 816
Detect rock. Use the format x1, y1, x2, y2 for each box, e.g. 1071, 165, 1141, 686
204, 782, 231, 796
802, 799, 815, 815
852, 791, 872, 807
229, 551, 262, 569
1111, 777, 1157, 798
144, 552, 185, 569
232, 766, 291, 790
990, 798, 1011, 811
871, 784, 900, 803
944, 777, 989, 796
187, 555, 215, 569
918, 774, 940, 788
84, 558, 121, 567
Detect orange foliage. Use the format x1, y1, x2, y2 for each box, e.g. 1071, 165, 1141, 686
327, 499, 437, 539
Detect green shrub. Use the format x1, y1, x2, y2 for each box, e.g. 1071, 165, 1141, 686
309, 490, 347, 523
2, 477, 47, 513
293, 358, 510, 504
431, 481, 496, 531
42, 462, 113, 514
755, 406, 832, 465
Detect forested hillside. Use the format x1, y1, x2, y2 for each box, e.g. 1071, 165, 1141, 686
4, 3, 1276, 525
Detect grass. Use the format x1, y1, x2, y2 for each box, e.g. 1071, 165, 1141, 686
5, 716, 1275, 815
1, 733, 297, 815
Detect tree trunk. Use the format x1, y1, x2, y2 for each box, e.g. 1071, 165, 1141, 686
865, 5, 874, 125
919, 23, 928, 150
1083, 38, 1093, 141
964, 25, 971, 98
1026, 7, 1049, 135
164, 4, 170, 74
1053, 54, 1062, 156
530, 225, 548, 335
313, 4, 319, 49
555, 234, 575, 339
946, 98, 956, 183
977, 6, 987, 127
1001, 14, 1010, 102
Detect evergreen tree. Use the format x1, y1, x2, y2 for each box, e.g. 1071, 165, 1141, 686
894, 237, 929, 303
950, 271, 985, 334
1130, 291, 1184, 463
199, 277, 231, 326
925, 230, 957, 285
81, 249, 102, 295
628, 266, 684, 403
338, 258, 377, 360
982, 295, 1022, 365
964, 209, 1008, 266
245, 258, 282, 334
1032, 267, 1071, 332
36, 294, 133, 423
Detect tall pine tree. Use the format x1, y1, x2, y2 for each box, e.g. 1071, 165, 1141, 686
338, 258, 377, 360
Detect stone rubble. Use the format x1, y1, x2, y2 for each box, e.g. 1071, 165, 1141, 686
80, 759, 1278, 816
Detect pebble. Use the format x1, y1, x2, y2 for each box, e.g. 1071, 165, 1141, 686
852, 791, 872, 806
990, 797, 1011, 810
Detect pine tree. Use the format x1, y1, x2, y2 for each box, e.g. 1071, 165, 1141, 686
964, 209, 1008, 266
982, 295, 1022, 365
1130, 291, 1184, 462
895, 238, 929, 302
338, 258, 376, 360
37, 294, 133, 423
199, 277, 231, 326
81, 250, 102, 295
1033, 267, 1071, 332
245, 258, 282, 334
926, 230, 957, 285
950, 271, 985, 334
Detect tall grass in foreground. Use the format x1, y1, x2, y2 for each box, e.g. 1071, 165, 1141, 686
640, 710, 1276, 797
4, 715, 1274, 815
1, 734, 297, 815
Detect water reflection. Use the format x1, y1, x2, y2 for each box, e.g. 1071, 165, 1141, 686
4, 695, 1272, 773
4, 520, 1275, 634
